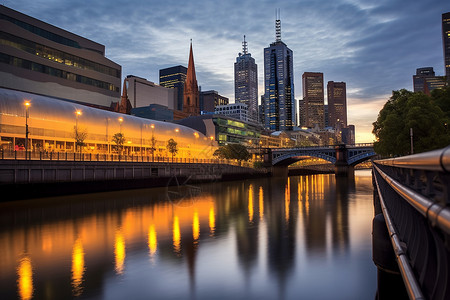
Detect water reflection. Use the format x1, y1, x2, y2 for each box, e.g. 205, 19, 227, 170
0, 171, 376, 299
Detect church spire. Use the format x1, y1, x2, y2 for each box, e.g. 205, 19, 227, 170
183, 40, 199, 115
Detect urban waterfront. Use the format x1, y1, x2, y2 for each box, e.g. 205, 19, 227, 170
0, 170, 377, 300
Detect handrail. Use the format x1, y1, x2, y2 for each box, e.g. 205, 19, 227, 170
375, 145, 450, 172
373, 163, 450, 237
373, 167, 425, 300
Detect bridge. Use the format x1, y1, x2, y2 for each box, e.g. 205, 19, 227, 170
372, 146, 450, 299
265, 143, 376, 175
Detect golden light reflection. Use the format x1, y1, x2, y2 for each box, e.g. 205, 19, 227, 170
193, 211, 200, 241
114, 229, 126, 274
148, 224, 157, 258
285, 178, 290, 223
209, 207, 215, 235
248, 184, 254, 223
71, 237, 85, 297
17, 256, 33, 300
173, 215, 181, 254
259, 186, 264, 219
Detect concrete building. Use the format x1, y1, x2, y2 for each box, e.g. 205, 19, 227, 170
215, 103, 249, 122
131, 104, 174, 122
264, 16, 295, 131
159, 65, 187, 111
302, 72, 324, 129
235, 36, 258, 123
200, 90, 229, 113
0, 5, 121, 108
126, 75, 176, 109
413, 67, 446, 95
327, 81, 347, 130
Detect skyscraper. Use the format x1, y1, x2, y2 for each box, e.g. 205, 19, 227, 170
183, 41, 200, 116
327, 81, 347, 130
235, 36, 258, 123
302, 72, 324, 129
413, 67, 446, 95
159, 65, 187, 111
264, 14, 295, 131
443, 12, 450, 80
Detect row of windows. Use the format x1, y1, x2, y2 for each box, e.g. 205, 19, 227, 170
0, 32, 120, 78
0, 53, 119, 93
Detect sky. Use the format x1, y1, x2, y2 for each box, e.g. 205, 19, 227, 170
4, 0, 450, 143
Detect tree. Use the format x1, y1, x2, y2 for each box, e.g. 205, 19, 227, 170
73, 126, 88, 154
373, 89, 450, 156
167, 138, 178, 161
213, 143, 251, 161
112, 132, 125, 154
150, 135, 157, 161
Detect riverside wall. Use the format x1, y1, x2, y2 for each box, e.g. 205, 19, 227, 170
0, 160, 269, 200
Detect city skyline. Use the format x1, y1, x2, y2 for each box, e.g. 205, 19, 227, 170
3, 0, 450, 142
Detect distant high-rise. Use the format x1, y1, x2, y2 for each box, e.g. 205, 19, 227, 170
413, 67, 446, 95
235, 36, 258, 123
264, 13, 295, 131
159, 65, 187, 111
302, 72, 324, 129
327, 81, 347, 130
443, 12, 450, 80
183, 41, 200, 116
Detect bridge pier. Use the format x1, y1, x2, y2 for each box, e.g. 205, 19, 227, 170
334, 164, 354, 176
272, 165, 288, 177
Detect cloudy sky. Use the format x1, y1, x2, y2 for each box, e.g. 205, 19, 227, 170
5, 0, 450, 142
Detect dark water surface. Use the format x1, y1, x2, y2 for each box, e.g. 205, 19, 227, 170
0, 170, 376, 300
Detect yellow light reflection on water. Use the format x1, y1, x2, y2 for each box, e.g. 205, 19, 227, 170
193, 211, 200, 241
148, 224, 157, 258
114, 229, 126, 274
71, 237, 85, 297
173, 215, 181, 254
248, 184, 254, 223
17, 256, 33, 300
285, 178, 290, 223
259, 186, 264, 219
209, 207, 215, 235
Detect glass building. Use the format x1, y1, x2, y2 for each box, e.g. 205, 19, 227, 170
234, 36, 258, 123
263, 18, 295, 131
443, 12, 450, 80
159, 65, 187, 111
0, 5, 121, 108
0, 88, 216, 159
302, 72, 324, 129
327, 81, 347, 130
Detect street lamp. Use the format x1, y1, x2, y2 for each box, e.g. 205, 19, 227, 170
118, 117, 123, 134
24, 101, 30, 159
150, 124, 155, 161
75, 110, 82, 154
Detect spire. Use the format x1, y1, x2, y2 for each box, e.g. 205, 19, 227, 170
275, 9, 281, 42
242, 35, 248, 55
183, 40, 199, 115
186, 40, 197, 86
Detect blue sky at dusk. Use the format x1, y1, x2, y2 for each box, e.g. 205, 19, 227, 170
4, 0, 450, 142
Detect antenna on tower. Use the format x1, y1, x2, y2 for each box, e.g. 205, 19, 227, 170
242, 35, 248, 55
275, 8, 281, 42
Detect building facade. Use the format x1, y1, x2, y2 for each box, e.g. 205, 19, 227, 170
413, 67, 447, 95
183, 42, 200, 116
215, 103, 249, 122
200, 90, 229, 113
159, 65, 187, 111
126, 75, 176, 109
234, 36, 258, 123
327, 81, 347, 130
302, 72, 324, 129
0, 5, 121, 108
263, 17, 295, 131
443, 12, 450, 80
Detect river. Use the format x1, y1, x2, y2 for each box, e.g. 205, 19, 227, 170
0, 170, 376, 300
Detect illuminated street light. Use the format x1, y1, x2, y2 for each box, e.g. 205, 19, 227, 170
118, 117, 123, 134
24, 100, 30, 159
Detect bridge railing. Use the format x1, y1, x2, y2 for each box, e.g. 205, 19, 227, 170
373, 146, 450, 300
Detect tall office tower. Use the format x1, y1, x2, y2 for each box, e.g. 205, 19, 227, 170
327, 81, 347, 130
263, 14, 295, 131
443, 12, 450, 80
302, 72, 324, 129
183, 41, 200, 116
0, 5, 121, 107
235, 36, 258, 123
413, 67, 446, 95
159, 65, 187, 111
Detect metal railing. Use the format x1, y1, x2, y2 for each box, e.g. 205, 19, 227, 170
0, 149, 257, 168
373, 146, 450, 300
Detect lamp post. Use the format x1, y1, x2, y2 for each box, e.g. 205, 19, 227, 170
75, 110, 82, 154
118, 117, 123, 134
151, 124, 155, 161
24, 101, 30, 159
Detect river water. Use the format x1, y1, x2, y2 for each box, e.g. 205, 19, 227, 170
0, 170, 377, 300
